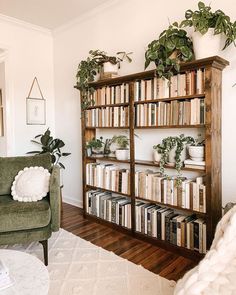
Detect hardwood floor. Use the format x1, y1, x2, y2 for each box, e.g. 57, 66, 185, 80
61, 202, 197, 281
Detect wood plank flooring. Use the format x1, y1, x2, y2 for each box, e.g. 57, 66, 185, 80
61, 202, 197, 281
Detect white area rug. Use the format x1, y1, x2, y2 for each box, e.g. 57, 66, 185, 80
1, 229, 176, 295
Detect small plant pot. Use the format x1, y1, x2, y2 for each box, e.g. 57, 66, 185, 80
188, 146, 205, 161
115, 149, 129, 161
91, 147, 104, 157
192, 28, 225, 59
153, 150, 161, 163
168, 146, 187, 164
103, 62, 118, 74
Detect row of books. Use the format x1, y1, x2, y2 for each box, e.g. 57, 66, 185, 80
86, 163, 130, 194
135, 172, 206, 213
86, 106, 129, 127
135, 98, 205, 127
136, 201, 206, 253
134, 69, 205, 101
86, 190, 131, 229
90, 83, 129, 105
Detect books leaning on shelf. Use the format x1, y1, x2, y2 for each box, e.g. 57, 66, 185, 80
135, 202, 206, 254
86, 190, 131, 229
90, 83, 129, 106
135, 98, 205, 127
184, 159, 206, 170
134, 69, 205, 101
135, 172, 206, 213
86, 163, 130, 194
86, 106, 129, 127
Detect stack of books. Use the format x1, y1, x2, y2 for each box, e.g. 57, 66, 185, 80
135, 172, 206, 213
90, 83, 129, 105
86, 190, 131, 229
134, 69, 205, 101
135, 98, 205, 127
86, 163, 130, 194
86, 106, 129, 127
135, 202, 206, 253
0, 260, 14, 291
184, 159, 206, 170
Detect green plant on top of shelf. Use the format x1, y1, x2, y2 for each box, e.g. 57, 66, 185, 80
154, 134, 194, 180
180, 1, 236, 50
144, 23, 194, 81
89, 50, 132, 68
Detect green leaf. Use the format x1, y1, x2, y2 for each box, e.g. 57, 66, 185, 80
58, 162, 65, 169
26, 151, 41, 154
62, 152, 71, 156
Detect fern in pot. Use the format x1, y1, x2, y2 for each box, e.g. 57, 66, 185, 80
86, 137, 104, 157
180, 1, 236, 59
145, 23, 193, 81
112, 135, 129, 160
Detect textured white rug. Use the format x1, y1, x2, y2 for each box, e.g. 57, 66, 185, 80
1, 229, 176, 295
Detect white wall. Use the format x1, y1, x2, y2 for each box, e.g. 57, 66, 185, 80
0, 61, 7, 155
54, 0, 236, 206
0, 16, 55, 156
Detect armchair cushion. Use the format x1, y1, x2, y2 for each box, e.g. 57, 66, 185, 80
0, 195, 51, 233
0, 154, 52, 196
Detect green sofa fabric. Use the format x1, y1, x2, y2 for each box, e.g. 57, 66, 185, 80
0, 153, 52, 196
0, 195, 51, 232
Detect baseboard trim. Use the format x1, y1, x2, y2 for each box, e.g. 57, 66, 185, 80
62, 196, 83, 208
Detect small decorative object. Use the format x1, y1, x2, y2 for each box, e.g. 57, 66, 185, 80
155, 134, 194, 176
103, 138, 113, 156
180, 1, 236, 58
11, 166, 50, 202
27, 128, 71, 169
145, 23, 193, 81
112, 135, 129, 161
75, 50, 132, 109
188, 134, 205, 161
26, 77, 46, 125
86, 137, 104, 156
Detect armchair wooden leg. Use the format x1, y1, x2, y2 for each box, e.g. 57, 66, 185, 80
39, 240, 48, 266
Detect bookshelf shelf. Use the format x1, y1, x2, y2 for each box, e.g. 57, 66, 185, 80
135, 196, 207, 217
80, 56, 229, 260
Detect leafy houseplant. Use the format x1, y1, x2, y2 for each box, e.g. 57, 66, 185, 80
75, 50, 132, 109
154, 134, 194, 176
27, 128, 71, 169
188, 134, 205, 161
145, 23, 194, 80
180, 1, 236, 57
112, 135, 129, 160
86, 137, 104, 156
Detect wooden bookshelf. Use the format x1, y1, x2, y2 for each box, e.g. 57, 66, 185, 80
79, 56, 229, 261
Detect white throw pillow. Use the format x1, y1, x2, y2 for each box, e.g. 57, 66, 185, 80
11, 166, 51, 202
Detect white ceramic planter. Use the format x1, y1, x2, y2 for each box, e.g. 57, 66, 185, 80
168, 146, 187, 164
192, 28, 225, 59
153, 150, 161, 162
188, 146, 205, 161
115, 149, 129, 161
103, 62, 118, 74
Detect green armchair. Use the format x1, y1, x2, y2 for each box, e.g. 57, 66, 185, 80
0, 153, 61, 265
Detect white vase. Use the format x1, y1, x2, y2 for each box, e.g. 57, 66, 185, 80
115, 149, 129, 161
192, 28, 225, 59
168, 146, 187, 164
153, 150, 161, 162
103, 62, 118, 74
188, 146, 205, 161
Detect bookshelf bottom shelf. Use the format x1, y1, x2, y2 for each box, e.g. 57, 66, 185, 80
84, 211, 204, 262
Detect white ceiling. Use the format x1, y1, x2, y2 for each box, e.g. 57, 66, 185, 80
0, 0, 109, 29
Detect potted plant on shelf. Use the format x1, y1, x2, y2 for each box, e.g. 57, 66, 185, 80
180, 1, 236, 59
188, 134, 205, 161
145, 23, 194, 81
86, 137, 104, 157
156, 134, 194, 176
75, 50, 132, 109
27, 128, 71, 169
112, 135, 129, 160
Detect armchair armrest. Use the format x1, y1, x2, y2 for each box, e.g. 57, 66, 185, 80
49, 165, 61, 231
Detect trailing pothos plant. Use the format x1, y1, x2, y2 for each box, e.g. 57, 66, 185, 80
27, 128, 71, 169
180, 1, 236, 49
75, 50, 132, 110
145, 23, 194, 80
153, 134, 194, 183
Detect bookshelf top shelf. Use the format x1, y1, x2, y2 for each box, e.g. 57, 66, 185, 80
85, 56, 229, 88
